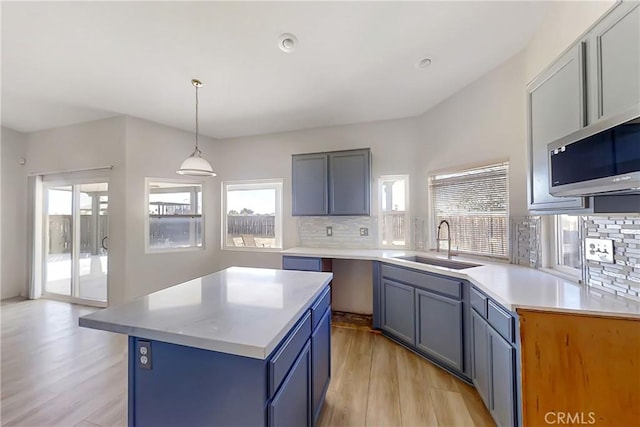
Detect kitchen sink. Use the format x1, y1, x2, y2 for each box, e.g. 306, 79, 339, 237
393, 255, 480, 270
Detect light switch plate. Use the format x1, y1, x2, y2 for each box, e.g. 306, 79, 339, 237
360, 227, 368, 236
326, 226, 332, 237
585, 238, 614, 263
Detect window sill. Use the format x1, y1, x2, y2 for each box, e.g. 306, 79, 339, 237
146, 246, 205, 255
222, 247, 283, 253
539, 267, 583, 285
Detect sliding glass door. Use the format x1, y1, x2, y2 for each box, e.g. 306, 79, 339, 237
43, 180, 108, 304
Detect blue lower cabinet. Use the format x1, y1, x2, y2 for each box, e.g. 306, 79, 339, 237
415, 289, 463, 371
471, 310, 490, 407
381, 279, 415, 345
269, 341, 312, 427
489, 327, 516, 427
311, 308, 331, 425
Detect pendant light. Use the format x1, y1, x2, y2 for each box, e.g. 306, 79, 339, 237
177, 79, 216, 176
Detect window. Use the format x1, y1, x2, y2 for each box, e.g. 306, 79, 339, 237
429, 162, 509, 258
379, 175, 410, 248
222, 179, 283, 250
552, 214, 582, 276
146, 179, 203, 252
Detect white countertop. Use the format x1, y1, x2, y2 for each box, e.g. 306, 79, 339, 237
282, 247, 640, 318
79, 267, 333, 359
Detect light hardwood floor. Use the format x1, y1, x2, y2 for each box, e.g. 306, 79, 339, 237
1, 299, 494, 427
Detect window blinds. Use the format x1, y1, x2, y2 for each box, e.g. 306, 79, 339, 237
430, 162, 509, 258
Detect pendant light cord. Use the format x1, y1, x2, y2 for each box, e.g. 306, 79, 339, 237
195, 83, 200, 153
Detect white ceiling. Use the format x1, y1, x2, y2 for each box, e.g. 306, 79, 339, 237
2, 1, 548, 139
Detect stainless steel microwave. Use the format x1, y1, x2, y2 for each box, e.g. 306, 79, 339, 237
548, 109, 640, 197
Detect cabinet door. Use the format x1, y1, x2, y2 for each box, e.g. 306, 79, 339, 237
471, 310, 490, 408
311, 308, 331, 425
488, 327, 516, 427
381, 279, 415, 345
292, 154, 328, 216
590, 2, 640, 122
527, 43, 586, 211
415, 289, 463, 372
328, 149, 370, 215
269, 341, 311, 427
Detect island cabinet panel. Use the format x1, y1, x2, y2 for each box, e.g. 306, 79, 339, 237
415, 289, 463, 371
269, 341, 312, 427
128, 337, 268, 427
381, 278, 415, 345
518, 309, 640, 427
292, 153, 329, 216
269, 312, 312, 398
311, 308, 331, 425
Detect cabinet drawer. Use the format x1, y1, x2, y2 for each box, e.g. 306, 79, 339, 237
487, 300, 514, 343
381, 264, 462, 299
311, 287, 331, 331
283, 256, 322, 272
269, 311, 312, 398
470, 287, 488, 318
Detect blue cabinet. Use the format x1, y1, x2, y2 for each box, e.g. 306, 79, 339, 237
292, 148, 371, 216
489, 327, 516, 427
415, 289, 463, 371
471, 309, 490, 407
292, 153, 329, 216
311, 308, 331, 425
381, 279, 415, 345
328, 149, 371, 215
470, 286, 518, 427
269, 341, 311, 427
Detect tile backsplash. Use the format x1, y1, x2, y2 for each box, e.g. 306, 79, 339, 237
509, 216, 541, 268
297, 216, 377, 248
583, 215, 640, 302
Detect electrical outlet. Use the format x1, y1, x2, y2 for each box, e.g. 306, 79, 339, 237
585, 238, 614, 263
137, 340, 152, 370
326, 226, 333, 237
360, 227, 368, 236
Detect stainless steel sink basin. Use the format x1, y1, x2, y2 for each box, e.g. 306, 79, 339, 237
393, 256, 480, 270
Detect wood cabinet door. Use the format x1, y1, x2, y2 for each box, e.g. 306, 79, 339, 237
415, 289, 463, 372
381, 279, 415, 345
328, 149, 370, 215
292, 153, 328, 216
471, 310, 490, 408
590, 1, 640, 122
527, 43, 586, 211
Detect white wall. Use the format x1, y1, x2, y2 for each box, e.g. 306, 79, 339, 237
214, 116, 420, 270
122, 117, 219, 300
1, 127, 27, 299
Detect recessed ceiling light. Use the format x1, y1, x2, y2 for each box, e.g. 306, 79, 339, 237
278, 33, 298, 53
417, 58, 432, 69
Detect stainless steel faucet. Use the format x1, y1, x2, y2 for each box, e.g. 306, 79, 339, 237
436, 220, 452, 259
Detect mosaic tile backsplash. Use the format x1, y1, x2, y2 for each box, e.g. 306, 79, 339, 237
297, 216, 377, 249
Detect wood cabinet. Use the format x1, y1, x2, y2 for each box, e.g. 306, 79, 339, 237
519, 309, 640, 427
415, 289, 463, 371
527, 43, 586, 212
381, 279, 415, 345
292, 148, 371, 216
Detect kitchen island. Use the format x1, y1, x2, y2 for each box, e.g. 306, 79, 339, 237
79, 267, 333, 427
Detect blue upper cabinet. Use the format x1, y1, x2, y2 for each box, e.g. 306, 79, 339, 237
292, 148, 371, 216
328, 149, 371, 216
292, 153, 329, 216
